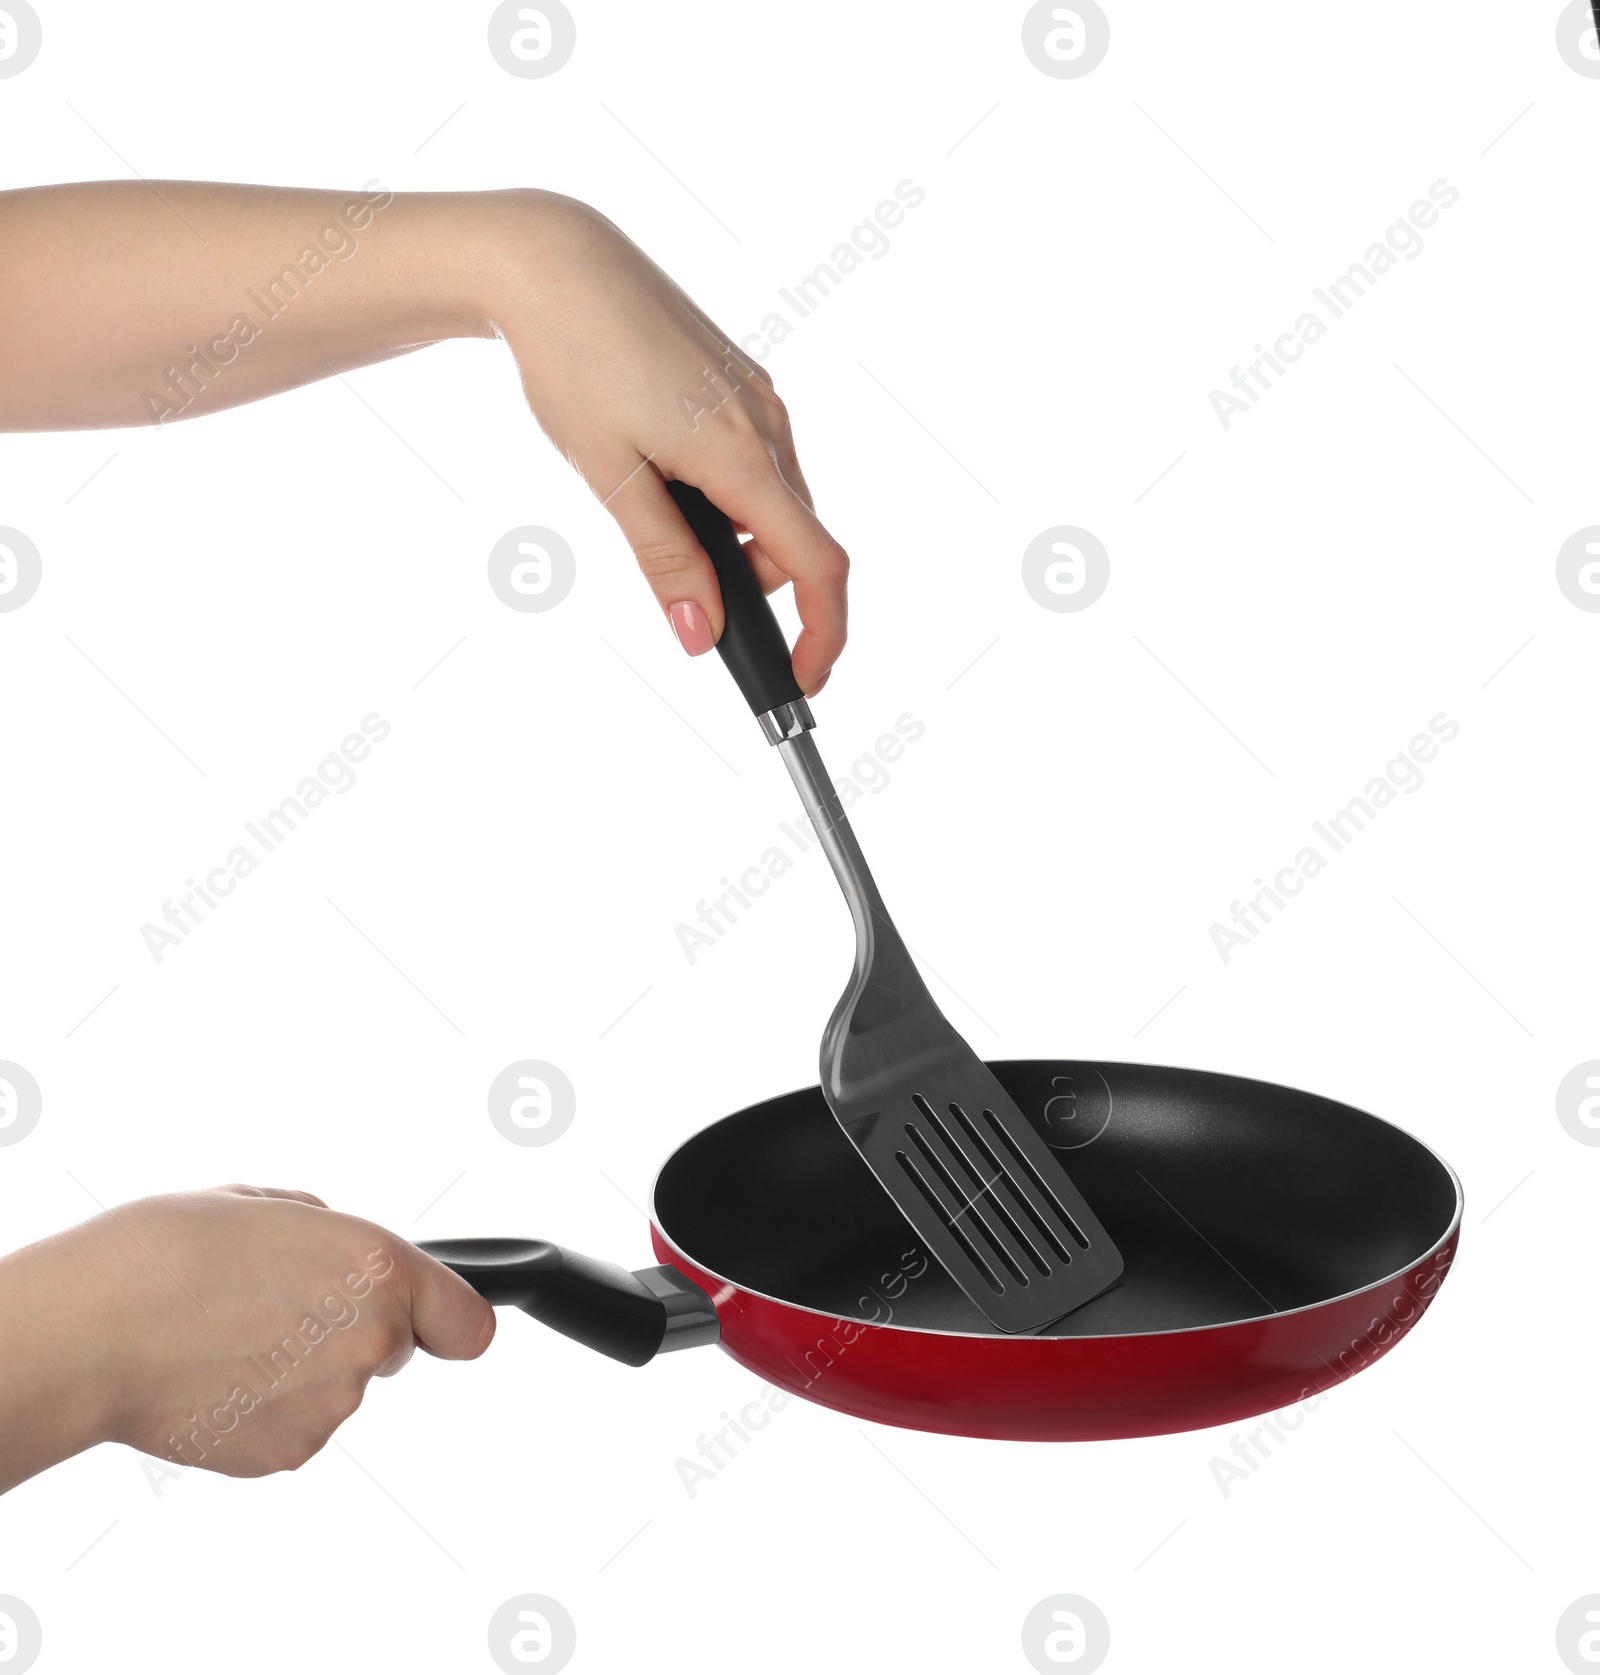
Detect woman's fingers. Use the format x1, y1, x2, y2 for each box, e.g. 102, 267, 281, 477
682, 457, 848, 696
606, 448, 847, 693
771, 426, 816, 513
742, 537, 790, 598
606, 449, 847, 692
406, 1245, 498, 1363
604, 457, 727, 656
254, 1187, 330, 1208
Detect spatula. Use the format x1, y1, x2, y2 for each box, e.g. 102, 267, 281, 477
669, 483, 1123, 1332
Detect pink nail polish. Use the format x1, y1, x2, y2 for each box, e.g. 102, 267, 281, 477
668, 600, 715, 656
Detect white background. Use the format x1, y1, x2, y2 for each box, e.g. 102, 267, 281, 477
1, 2, 1597, 1672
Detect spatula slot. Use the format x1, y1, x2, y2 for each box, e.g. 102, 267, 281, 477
903, 1122, 1032, 1286
941, 1100, 1078, 1265
894, 1150, 1004, 1294
942, 1101, 1067, 1271
981, 1108, 1091, 1252
911, 1096, 1052, 1279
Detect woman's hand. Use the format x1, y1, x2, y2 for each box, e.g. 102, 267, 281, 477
486, 192, 846, 693
0, 1185, 494, 1492
0, 182, 847, 693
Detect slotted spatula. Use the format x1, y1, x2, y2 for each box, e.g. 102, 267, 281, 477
669, 483, 1123, 1332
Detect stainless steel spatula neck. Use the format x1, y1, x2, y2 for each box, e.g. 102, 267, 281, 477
768, 717, 937, 1099
774, 729, 902, 977
763, 703, 892, 945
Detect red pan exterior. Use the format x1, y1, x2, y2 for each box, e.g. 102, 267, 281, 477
650, 1218, 1459, 1442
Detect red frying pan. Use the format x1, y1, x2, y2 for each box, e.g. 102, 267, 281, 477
423, 1057, 1460, 1441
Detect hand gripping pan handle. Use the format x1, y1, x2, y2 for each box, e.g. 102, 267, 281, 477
421, 1237, 718, 1367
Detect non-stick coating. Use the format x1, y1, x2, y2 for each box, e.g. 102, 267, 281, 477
653, 1060, 1460, 1338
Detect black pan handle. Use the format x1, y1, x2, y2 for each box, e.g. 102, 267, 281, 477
667, 480, 805, 717
420, 1237, 719, 1368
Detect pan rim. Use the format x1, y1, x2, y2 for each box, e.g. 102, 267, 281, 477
647, 1059, 1465, 1343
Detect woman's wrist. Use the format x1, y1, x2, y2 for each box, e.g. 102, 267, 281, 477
0, 1226, 125, 1491
461, 188, 611, 340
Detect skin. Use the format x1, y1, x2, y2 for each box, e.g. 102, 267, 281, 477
0, 1187, 495, 1493
0, 180, 848, 689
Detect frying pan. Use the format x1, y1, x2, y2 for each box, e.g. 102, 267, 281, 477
424, 1057, 1461, 1441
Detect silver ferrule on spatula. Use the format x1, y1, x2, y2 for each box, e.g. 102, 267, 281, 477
755, 698, 815, 745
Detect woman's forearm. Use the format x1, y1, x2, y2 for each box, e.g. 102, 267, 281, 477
0, 180, 519, 430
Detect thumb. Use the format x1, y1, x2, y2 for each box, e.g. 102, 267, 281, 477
407, 1246, 497, 1361
604, 456, 725, 656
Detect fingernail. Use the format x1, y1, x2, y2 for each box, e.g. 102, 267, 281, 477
668, 600, 715, 656
806, 670, 830, 698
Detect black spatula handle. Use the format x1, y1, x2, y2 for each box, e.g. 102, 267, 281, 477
667, 480, 804, 716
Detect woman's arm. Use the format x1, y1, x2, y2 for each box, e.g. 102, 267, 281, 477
0, 182, 846, 689
0, 1185, 495, 1494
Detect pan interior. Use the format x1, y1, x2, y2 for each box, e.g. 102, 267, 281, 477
652, 1059, 1460, 1338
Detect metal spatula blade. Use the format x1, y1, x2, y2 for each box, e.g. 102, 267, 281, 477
777, 727, 1124, 1333
666, 482, 1123, 1333
830, 1049, 1122, 1333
